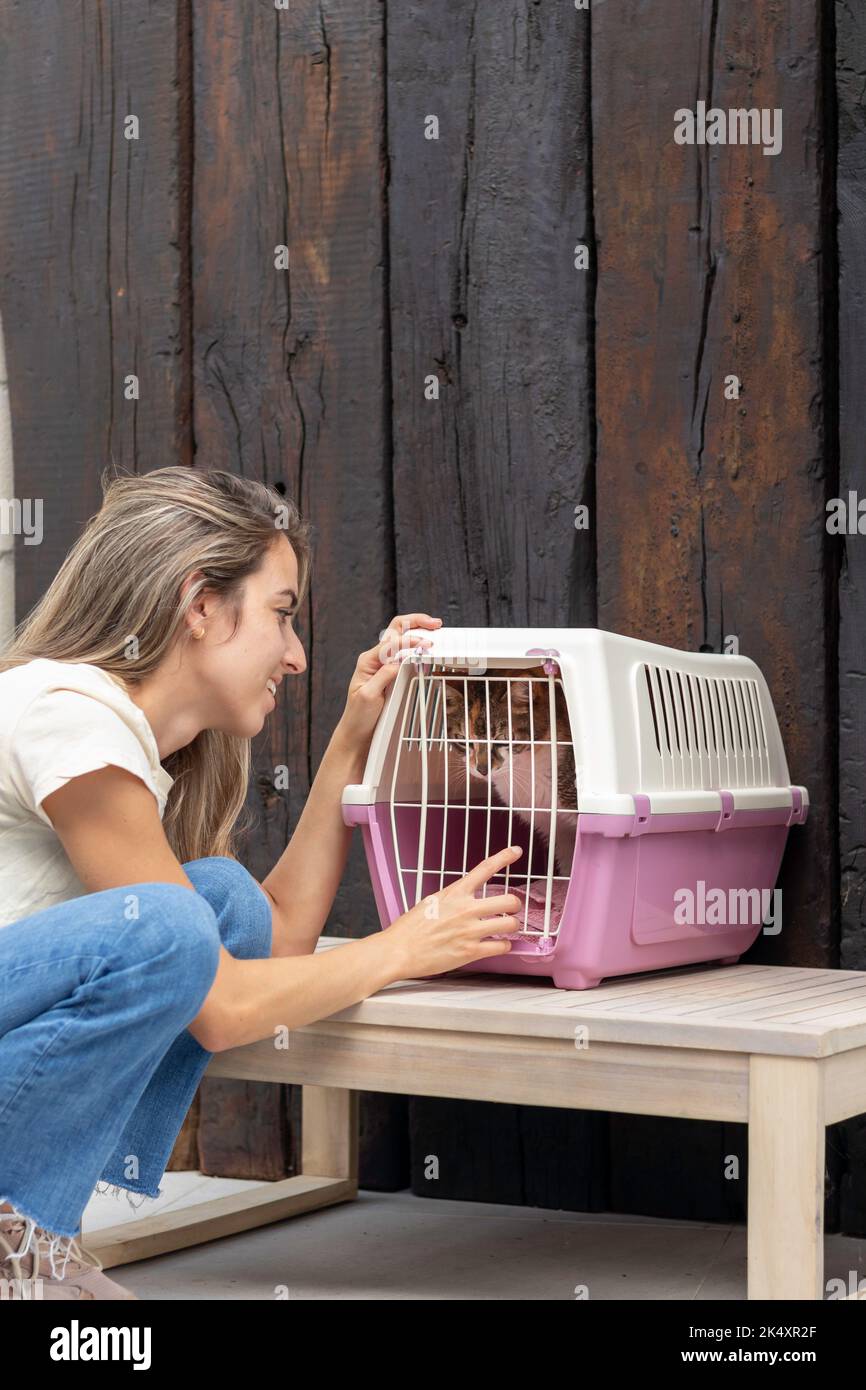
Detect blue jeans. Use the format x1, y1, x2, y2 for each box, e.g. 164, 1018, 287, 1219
0, 856, 272, 1239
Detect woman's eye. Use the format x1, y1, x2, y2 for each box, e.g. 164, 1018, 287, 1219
277, 609, 294, 623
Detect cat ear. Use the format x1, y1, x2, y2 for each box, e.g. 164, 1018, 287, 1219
509, 667, 544, 706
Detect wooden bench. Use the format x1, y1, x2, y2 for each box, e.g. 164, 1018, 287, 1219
88, 938, 866, 1300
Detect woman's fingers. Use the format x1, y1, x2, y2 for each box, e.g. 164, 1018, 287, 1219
469, 892, 522, 917
385, 613, 442, 632
456, 846, 523, 895
377, 613, 442, 661
358, 658, 406, 699
378, 631, 433, 663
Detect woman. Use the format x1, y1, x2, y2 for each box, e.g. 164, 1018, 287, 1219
0, 466, 521, 1301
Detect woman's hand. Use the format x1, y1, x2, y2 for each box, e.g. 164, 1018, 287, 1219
336, 612, 443, 753
385, 845, 525, 979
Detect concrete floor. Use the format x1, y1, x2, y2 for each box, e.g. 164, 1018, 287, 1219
81, 1172, 866, 1300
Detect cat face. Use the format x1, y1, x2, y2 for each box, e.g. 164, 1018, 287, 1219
441, 666, 565, 779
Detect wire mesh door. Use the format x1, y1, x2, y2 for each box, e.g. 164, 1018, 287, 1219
386, 662, 579, 946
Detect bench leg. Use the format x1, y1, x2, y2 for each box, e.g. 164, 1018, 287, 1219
302, 1083, 359, 1182
747, 1055, 825, 1300
86, 1086, 359, 1270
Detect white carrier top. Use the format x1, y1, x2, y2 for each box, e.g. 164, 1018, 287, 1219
343, 626, 809, 819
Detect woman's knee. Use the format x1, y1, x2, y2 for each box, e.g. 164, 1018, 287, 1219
181, 855, 272, 959
119, 882, 222, 989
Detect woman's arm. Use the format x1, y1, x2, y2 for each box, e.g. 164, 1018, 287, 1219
259, 723, 368, 957
258, 612, 441, 954
39, 763, 403, 1051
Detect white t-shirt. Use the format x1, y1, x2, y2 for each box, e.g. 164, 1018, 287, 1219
0, 658, 174, 928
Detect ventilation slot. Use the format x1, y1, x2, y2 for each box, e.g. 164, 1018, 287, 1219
640, 662, 771, 789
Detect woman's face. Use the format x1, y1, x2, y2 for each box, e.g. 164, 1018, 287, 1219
186, 535, 307, 738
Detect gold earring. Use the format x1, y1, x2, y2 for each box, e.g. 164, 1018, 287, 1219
193, 627, 205, 640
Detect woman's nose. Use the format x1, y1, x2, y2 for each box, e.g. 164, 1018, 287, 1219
284, 634, 307, 675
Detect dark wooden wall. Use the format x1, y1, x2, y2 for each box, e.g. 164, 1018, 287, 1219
594, 0, 836, 1225
1, 0, 862, 1232
835, 0, 866, 1227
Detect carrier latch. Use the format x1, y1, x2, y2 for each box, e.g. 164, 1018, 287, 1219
628, 793, 652, 836
715, 789, 735, 831
525, 646, 561, 675
786, 786, 805, 826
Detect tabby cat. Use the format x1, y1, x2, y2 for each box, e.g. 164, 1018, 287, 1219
441, 665, 578, 874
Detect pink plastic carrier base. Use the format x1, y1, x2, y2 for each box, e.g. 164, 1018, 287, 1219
344, 797, 806, 990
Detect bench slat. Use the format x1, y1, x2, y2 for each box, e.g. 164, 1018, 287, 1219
315, 938, 866, 1056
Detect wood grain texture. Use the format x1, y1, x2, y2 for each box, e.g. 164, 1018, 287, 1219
0, 0, 199, 1178
313, 939, 866, 1056
835, 0, 866, 1233
387, 0, 595, 628
592, 0, 831, 1221
197, 1075, 294, 1183
190, 0, 402, 1185
836, 10, 865, 965
191, 0, 390, 920
0, 0, 192, 615
595, 0, 829, 966
747, 1055, 825, 1298
385, 0, 599, 1213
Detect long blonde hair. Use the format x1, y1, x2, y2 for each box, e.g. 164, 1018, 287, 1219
0, 465, 313, 862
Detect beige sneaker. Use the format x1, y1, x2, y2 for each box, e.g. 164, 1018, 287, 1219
0, 1212, 139, 1300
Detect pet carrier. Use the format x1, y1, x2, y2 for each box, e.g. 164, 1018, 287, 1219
341, 627, 809, 989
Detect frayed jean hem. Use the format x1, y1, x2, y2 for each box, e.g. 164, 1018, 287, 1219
0, 1190, 81, 1242
92, 1179, 163, 1212
1, 1180, 161, 1240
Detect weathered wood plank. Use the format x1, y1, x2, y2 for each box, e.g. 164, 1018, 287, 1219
0, 0, 192, 617
835, 0, 866, 1234
593, 0, 830, 1219
0, 0, 200, 1180
191, 0, 390, 916
386, 0, 598, 1211
191, 0, 400, 1185
197, 1075, 294, 1182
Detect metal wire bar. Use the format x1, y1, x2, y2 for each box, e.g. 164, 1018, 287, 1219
541, 674, 558, 938
415, 669, 430, 905
389, 672, 416, 915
